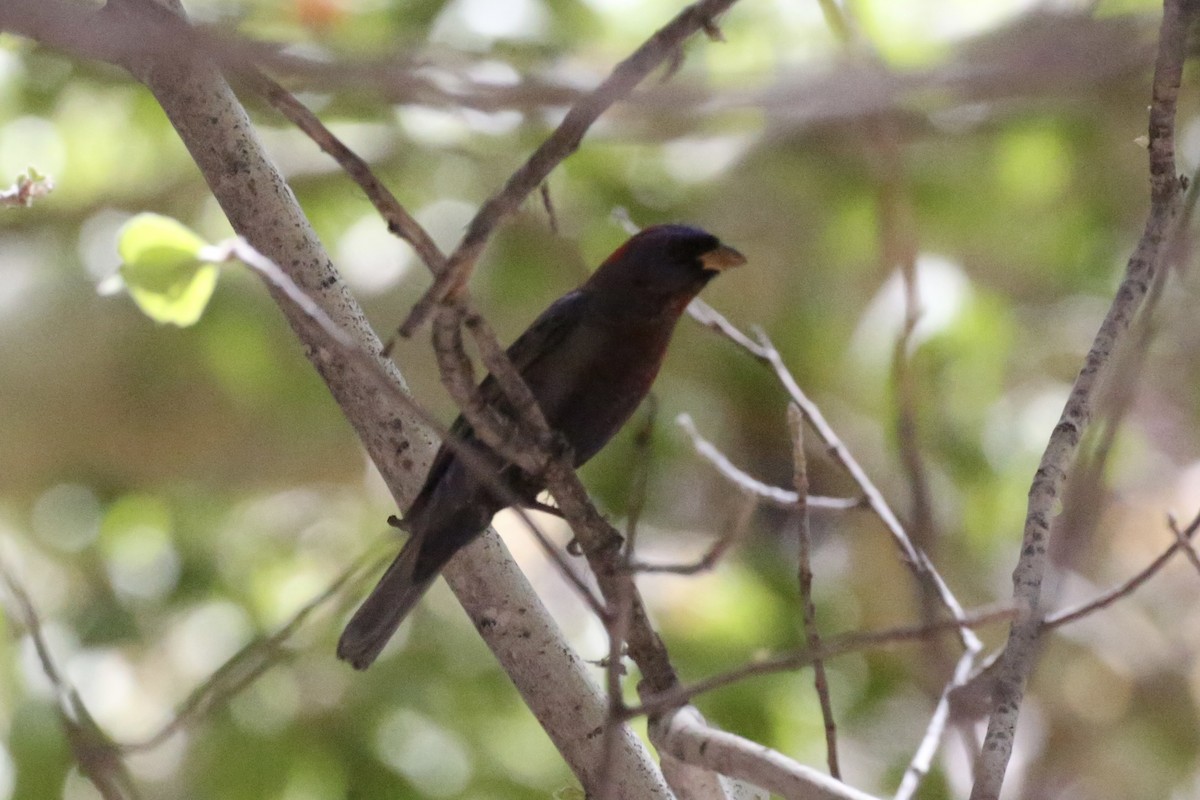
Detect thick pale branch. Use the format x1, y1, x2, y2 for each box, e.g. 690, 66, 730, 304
651, 707, 882, 800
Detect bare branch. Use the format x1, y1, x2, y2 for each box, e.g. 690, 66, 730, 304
688, 297, 770, 359
693, 300, 976, 655
630, 490, 757, 576
399, 0, 744, 336
243, 71, 446, 274
970, 3, 1196, 797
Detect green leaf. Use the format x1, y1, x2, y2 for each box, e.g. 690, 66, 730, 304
117, 213, 219, 327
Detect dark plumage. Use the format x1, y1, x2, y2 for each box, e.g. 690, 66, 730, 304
338, 224, 745, 669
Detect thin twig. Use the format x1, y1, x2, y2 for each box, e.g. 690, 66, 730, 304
1044, 508, 1200, 629
1167, 513, 1200, 576
790, 404, 840, 779
0, 552, 139, 800
540, 182, 559, 235
676, 412, 860, 511
687, 297, 769, 358
242, 69, 445, 273
629, 605, 1013, 719
874, 118, 941, 611
757, 328, 978, 651
629, 490, 757, 575
693, 303, 976, 652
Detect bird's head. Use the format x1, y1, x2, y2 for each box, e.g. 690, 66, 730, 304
585, 224, 745, 313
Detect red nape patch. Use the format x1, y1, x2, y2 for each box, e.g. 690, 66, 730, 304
599, 226, 663, 268
600, 238, 634, 268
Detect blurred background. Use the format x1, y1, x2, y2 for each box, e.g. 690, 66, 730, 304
4, 0, 1200, 797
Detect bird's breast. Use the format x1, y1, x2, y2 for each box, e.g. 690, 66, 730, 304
528, 317, 675, 466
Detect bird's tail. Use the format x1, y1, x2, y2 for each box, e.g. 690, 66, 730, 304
337, 538, 436, 670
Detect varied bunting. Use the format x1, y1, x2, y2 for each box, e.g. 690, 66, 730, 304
338, 224, 745, 669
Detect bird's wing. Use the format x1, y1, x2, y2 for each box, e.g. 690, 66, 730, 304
503, 289, 590, 375
404, 289, 591, 519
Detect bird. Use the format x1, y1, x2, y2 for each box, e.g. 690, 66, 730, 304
337, 224, 745, 669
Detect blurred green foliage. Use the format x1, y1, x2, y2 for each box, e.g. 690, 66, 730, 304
4, 0, 1200, 798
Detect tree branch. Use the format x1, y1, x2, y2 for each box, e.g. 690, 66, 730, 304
1044, 508, 1200, 629
7, 0, 675, 793
398, 0, 744, 336
650, 706, 883, 800
969, 3, 1196, 798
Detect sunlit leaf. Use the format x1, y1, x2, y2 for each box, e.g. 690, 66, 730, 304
117, 212, 219, 327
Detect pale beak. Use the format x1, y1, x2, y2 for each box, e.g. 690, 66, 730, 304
699, 243, 747, 272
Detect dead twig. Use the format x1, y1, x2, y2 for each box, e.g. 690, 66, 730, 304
0, 553, 139, 800
629, 605, 1012, 719
790, 404, 840, 779
629, 490, 757, 576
